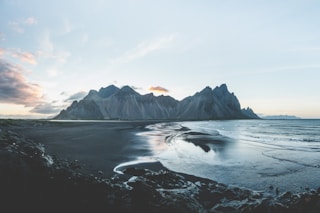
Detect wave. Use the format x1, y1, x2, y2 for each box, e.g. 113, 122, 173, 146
113, 157, 159, 174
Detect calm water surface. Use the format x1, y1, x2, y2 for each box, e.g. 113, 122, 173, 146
139, 120, 320, 192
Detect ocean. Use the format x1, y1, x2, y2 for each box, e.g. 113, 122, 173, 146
138, 119, 320, 193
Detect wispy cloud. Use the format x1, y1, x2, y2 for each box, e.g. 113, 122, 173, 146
112, 34, 178, 63
11, 50, 37, 65
45, 68, 59, 77
38, 50, 71, 64
8, 17, 38, 33
64, 91, 87, 102
131, 86, 143, 91
39, 30, 54, 52
8, 21, 24, 33
25, 17, 38, 25
30, 102, 61, 114
30, 90, 88, 115
149, 86, 169, 93
38, 30, 71, 64
0, 59, 42, 106
1, 48, 37, 65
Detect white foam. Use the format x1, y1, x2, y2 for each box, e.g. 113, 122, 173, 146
113, 157, 158, 174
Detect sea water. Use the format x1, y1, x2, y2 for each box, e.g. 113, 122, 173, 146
139, 119, 320, 193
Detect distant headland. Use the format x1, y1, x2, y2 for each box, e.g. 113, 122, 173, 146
262, 115, 301, 120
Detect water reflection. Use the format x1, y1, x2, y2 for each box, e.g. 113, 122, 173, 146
138, 122, 234, 168
137, 120, 320, 192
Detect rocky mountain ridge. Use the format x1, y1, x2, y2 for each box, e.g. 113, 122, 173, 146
55, 84, 259, 120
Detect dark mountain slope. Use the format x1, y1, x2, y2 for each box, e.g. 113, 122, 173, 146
55, 84, 259, 120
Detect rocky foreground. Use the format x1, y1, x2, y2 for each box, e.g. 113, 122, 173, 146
1, 123, 320, 212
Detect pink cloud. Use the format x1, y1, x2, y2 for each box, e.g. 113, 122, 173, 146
149, 86, 169, 93
0, 48, 4, 56
11, 51, 37, 65
0, 48, 37, 65
0, 59, 42, 106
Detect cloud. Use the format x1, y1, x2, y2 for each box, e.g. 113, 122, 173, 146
0, 48, 37, 65
8, 17, 38, 33
131, 86, 142, 91
25, 17, 38, 25
8, 21, 24, 33
39, 30, 54, 52
64, 91, 87, 102
113, 34, 178, 63
46, 68, 60, 77
38, 50, 71, 65
11, 50, 37, 65
30, 90, 88, 115
0, 59, 42, 106
30, 103, 61, 114
149, 86, 169, 93
38, 31, 71, 64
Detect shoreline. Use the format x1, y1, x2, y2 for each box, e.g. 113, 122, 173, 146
5, 119, 320, 192
4, 119, 320, 192
8, 119, 158, 177
1, 119, 320, 212
144, 120, 320, 193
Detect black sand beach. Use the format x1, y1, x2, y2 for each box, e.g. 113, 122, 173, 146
11, 120, 165, 176
1, 119, 320, 213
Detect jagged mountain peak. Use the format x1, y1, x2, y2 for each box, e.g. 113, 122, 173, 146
213, 84, 229, 96
87, 89, 98, 96
55, 84, 259, 120
199, 86, 212, 95
98, 85, 119, 98
197, 84, 230, 97
218, 83, 228, 89
117, 85, 139, 95
144, 93, 154, 97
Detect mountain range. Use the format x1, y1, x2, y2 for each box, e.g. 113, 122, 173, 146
262, 115, 301, 119
54, 84, 259, 120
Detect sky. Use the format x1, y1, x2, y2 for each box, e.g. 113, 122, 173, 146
0, 0, 320, 119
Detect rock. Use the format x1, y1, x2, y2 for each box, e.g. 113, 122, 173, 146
1, 129, 320, 213
123, 167, 148, 176
54, 84, 259, 120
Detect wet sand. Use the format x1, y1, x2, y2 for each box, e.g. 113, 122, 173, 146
11, 120, 165, 176
2, 119, 320, 212
9, 120, 320, 193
